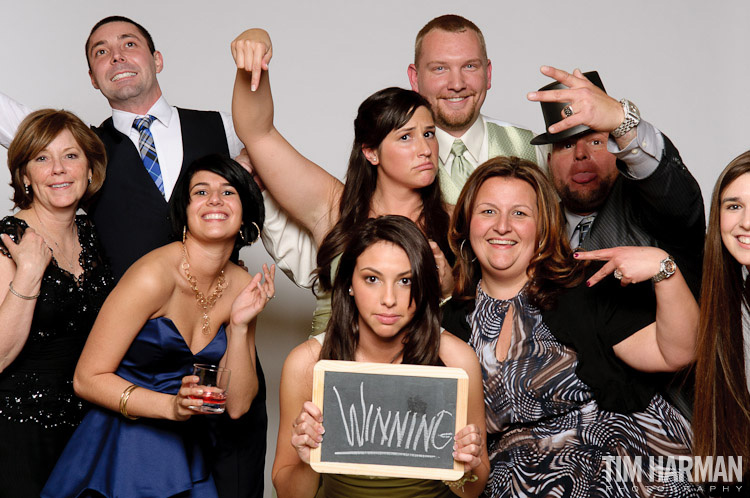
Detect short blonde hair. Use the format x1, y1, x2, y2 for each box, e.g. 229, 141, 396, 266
414, 15, 487, 65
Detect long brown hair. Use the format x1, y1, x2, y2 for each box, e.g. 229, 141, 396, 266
316, 87, 450, 291
450, 156, 582, 309
320, 216, 442, 366
693, 151, 750, 475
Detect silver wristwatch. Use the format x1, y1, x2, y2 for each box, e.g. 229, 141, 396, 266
611, 99, 640, 138
652, 255, 677, 283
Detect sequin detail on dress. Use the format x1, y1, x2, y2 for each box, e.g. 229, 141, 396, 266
0, 215, 113, 428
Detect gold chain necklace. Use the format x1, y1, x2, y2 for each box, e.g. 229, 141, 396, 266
181, 243, 228, 335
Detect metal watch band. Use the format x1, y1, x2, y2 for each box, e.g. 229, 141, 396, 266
611, 99, 640, 138
652, 255, 677, 283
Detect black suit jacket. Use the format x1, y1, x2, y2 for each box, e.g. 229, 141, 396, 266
579, 134, 705, 297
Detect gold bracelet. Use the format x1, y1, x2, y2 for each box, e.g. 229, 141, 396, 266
119, 384, 140, 420
8, 281, 40, 300
443, 472, 478, 490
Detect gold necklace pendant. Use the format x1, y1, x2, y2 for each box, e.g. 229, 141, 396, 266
182, 243, 227, 335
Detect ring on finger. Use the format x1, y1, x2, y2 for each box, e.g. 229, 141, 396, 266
563, 105, 574, 117
266, 294, 275, 300
613, 268, 623, 280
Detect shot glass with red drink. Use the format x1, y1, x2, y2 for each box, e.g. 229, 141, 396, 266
189, 364, 231, 413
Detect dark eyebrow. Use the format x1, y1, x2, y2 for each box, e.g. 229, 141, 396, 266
722, 196, 741, 203
89, 33, 140, 55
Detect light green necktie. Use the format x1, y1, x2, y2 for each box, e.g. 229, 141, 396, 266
450, 139, 472, 186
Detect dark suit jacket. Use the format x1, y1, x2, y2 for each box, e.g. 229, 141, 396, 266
91, 109, 266, 498
90, 108, 229, 281
579, 134, 705, 297
576, 133, 704, 420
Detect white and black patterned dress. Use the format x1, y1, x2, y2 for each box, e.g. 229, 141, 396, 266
467, 283, 700, 498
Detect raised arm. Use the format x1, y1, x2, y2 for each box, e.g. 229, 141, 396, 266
221, 263, 275, 417
577, 246, 698, 372
0, 230, 51, 372
0, 91, 32, 148
231, 29, 342, 246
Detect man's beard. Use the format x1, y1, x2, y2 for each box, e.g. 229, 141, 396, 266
557, 178, 615, 215
435, 105, 475, 132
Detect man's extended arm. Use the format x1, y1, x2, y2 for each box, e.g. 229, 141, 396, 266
0, 92, 32, 148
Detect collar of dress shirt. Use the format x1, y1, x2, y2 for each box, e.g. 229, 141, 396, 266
111, 95, 175, 136
564, 209, 599, 242
436, 114, 486, 167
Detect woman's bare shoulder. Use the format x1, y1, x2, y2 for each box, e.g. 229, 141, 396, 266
439, 330, 480, 371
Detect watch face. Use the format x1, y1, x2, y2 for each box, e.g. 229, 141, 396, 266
664, 258, 677, 275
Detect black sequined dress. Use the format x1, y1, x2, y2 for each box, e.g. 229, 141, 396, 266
0, 215, 112, 497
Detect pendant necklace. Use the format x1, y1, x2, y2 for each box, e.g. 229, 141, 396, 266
182, 243, 227, 335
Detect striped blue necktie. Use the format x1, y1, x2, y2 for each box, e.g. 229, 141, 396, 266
133, 115, 165, 196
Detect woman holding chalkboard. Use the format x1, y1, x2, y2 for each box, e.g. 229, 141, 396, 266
441, 157, 699, 497
273, 216, 489, 498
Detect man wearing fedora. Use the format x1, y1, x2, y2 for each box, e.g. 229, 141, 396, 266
407, 14, 545, 205
528, 66, 704, 297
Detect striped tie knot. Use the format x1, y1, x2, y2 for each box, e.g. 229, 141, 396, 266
133, 115, 165, 196
133, 115, 156, 132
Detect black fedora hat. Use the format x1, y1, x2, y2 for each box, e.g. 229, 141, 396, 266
530, 71, 606, 145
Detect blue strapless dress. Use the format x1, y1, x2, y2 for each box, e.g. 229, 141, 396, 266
42, 317, 227, 498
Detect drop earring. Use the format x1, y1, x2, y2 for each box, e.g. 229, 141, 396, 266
249, 222, 261, 245
182, 226, 187, 244
24, 183, 30, 195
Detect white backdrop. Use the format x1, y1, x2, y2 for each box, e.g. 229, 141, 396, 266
2, 1, 749, 495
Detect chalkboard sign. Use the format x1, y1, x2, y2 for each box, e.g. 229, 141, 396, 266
310, 360, 468, 480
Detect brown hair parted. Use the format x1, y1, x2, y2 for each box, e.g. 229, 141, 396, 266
315, 87, 450, 292
320, 216, 442, 367
450, 156, 582, 309
7, 109, 106, 210
693, 151, 750, 476
414, 14, 487, 65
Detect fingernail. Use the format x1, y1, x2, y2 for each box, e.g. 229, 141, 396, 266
318, 426, 325, 434
251, 84, 257, 92
195, 389, 203, 395
586, 281, 592, 287
527, 91, 536, 99
452, 451, 457, 458
541, 65, 549, 71
573, 252, 579, 258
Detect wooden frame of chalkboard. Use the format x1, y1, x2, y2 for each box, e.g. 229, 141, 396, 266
310, 360, 468, 480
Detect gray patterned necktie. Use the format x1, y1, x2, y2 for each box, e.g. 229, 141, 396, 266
575, 215, 596, 247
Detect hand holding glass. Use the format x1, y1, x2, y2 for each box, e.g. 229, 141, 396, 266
189, 364, 231, 413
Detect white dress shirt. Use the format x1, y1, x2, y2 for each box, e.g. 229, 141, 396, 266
0, 91, 317, 287
111, 96, 245, 200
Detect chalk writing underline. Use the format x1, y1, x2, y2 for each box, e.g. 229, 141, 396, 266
334, 451, 438, 459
